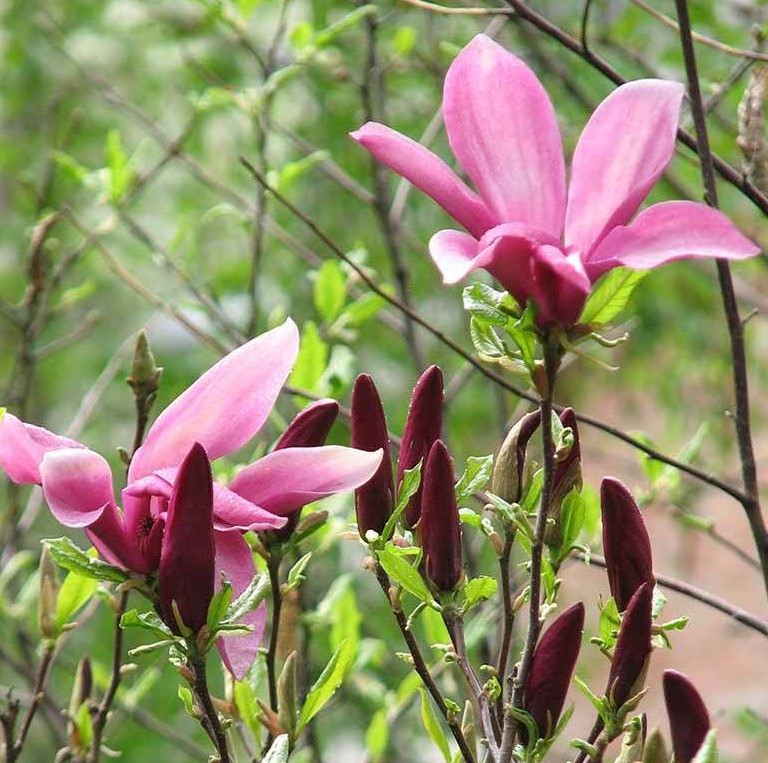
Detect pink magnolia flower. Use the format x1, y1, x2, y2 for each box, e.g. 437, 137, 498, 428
352, 35, 760, 326
0, 319, 382, 677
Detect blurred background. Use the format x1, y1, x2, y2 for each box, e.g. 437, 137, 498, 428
1, 0, 767, 760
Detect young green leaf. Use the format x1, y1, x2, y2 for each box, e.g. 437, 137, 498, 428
298, 638, 355, 729
56, 567, 99, 631
44, 538, 129, 584
579, 267, 646, 326
419, 689, 451, 762
462, 576, 498, 612
263, 734, 291, 763
455, 455, 494, 502
226, 573, 269, 624
314, 260, 346, 323
377, 548, 434, 605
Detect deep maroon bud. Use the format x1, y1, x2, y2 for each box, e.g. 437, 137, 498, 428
420, 440, 462, 591
601, 477, 655, 611
491, 410, 541, 505
351, 374, 394, 538
271, 399, 339, 540
397, 365, 444, 527
663, 670, 711, 763
606, 582, 652, 707
524, 602, 585, 739
159, 442, 215, 635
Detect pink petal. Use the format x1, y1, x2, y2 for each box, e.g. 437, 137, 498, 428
443, 35, 566, 236
214, 530, 266, 680
230, 446, 383, 516
0, 412, 84, 484
40, 449, 115, 527
586, 201, 761, 278
565, 80, 685, 256
211, 483, 287, 532
428, 230, 481, 284
129, 319, 299, 481
350, 122, 497, 238
86, 503, 142, 571
530, 247, 591, 326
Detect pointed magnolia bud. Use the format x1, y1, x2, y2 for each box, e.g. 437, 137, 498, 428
351, 374, 394, 538
601, 478, 655, 611
39, 545, 60, 640
606, 583, 652, 708
397, 366, 443, 527
523, 602, 584, 739
642, 728, 669, 763
127, 330, 163, 396
420, 440, 462, 591
159, 442, 215, 635
663, 670, 710, 763
491, 410, 541, 505
271, 399, 339, 541
67, 657, 93, 752
277, 651, 298, 736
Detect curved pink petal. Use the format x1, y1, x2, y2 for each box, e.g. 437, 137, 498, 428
530, 247, 591, 326
129, 319, 299, 481
214, 530, 266, 679
230, 445, 383, 516
586, 201, 761, 278
212, 483, 287, 532
443, 34, 566, 236
86, 503, 143, 571
428, 230, 481, 284
40, 449, 115, 527
565, 80, 685, 256
0, 412, 84, 484
351, 123, 497, 238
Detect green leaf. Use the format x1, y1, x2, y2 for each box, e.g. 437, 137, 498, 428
314, 260, 346, 322
469, 316, 504, 359
263, 734, 290, 763
178, 685, 195, 716
206, 579, 233, 634
599, 598, 621, 646
343, 291, 387, 327
298, 638, 355, 729
75, 701, 93, 750
121, 609, 174, 640
226, 573, 270, 624
463, 576, 497, 612
55, 567, 99, 630
458, 508, 482, 529
579, 267, 646, 326
691, 730, 719, 763
105, 129, 132, 204
365, 708, 389, 760
286, 552, 313, 591
505, 303, 537, 370
392, 26, 417, 56
44, 538, 129, 584
379, 462, 422, 542
557, 489, 586, 559
289, 321, 328, 396
234, 679, 261, 740
455, 455, 494, 502
377, 548, 434, 605
462, 283, 509, 325
419, 689, 451, 762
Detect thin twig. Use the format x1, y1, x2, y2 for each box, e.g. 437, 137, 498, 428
264, 550, 283, 752
191, 655, 231, 762
673, 0, 768, 602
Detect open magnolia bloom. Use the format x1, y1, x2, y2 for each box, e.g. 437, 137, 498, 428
352, 34, 760, 326
0, 319, 382, 677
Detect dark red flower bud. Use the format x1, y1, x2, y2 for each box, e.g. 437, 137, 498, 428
663, 670, 710, 763
159, 442, 215, 635
491, 410, 541, 504
420, 440, 462, 591
351, 374, 394, 538
524, 602, 585, 739
601, 477, 655, 611
397, 365, 443, 527
606, 582, 652, 707
271, 399, 339, 540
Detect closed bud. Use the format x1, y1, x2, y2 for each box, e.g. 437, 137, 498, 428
523, 602, 584, 740
39, 545, 60, 640
159, 442, 215, 636
601, 478, 655, 611
491, 410, 541, 504
642, 728, 669, 763
606, 583, 653, 708
270, 399, 339, 541
351, 374, 394, 538
277, 651, 298, 736
663, 670, 710, 763
420, 440, 463, 591
127, 330, 163, 395
397, 365, 444, 527
67, 657, 93, 752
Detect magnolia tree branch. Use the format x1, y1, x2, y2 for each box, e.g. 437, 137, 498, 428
374, 566, 479, 763
672, 0, 768, 601
264, 550, 283, 752
499, 339, 560, 759
190, 655, 231, 763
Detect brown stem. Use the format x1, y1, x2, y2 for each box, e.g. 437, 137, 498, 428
191, 655, 231, 763
499, 339, 560, 760
494, 532, 516, 724
86, 591, 128, 763
672, 0, 768, 602
374, 566, 479, 763
264, 551, 283, 751
10, 643, 56, 760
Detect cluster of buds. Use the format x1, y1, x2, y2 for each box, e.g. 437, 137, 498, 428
351, 366, 444, 537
